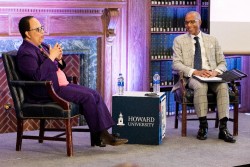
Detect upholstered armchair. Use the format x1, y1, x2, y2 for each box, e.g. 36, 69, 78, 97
2, 52, 94, 157
173, 71, 239, 137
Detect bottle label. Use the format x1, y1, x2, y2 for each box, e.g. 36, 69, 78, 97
153, 80, 160, 84
118, 81, 124, 86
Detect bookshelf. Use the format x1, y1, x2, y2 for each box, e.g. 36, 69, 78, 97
149, 0, 243, 115
150, 0, 210, 115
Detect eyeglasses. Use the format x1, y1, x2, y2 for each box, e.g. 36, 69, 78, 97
184, 20, 198, 25
29, 26, 44, 33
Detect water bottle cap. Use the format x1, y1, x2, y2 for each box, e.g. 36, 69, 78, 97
154, 72, 159, 74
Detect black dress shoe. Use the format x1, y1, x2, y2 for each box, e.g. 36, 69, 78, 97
197, 127, 208, 140
218, 128, 236, 143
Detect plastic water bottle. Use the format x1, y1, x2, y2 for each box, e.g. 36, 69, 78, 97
117, 73, 124, 95
153, 72, 160, 93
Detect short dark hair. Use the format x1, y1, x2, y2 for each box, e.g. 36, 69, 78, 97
18, 16, 34, 39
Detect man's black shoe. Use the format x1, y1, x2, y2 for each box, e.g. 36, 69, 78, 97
197, 127, 208, 140
218, 128, 236, 143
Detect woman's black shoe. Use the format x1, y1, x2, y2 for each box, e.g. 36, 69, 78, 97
92, 132, 106, 147
94, 138, 106, 147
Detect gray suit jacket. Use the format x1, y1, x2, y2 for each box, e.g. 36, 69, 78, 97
172, 32, 227, 91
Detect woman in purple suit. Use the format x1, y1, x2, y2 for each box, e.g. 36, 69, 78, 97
16, 16, 128, 146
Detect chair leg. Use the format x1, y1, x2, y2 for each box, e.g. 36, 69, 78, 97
182, 104, 187, 137
215, 112, 219, 128
65, 119, 73, 157
16, 119, 23, 151
175, 102, 179, 129
90, 132, 95, 147
39, 119, 45, 143
233, 103, 239, 136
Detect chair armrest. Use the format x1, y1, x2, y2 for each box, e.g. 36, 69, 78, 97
10, 80, 49, 86
172, 71, 189, 103
179, 71, 188, 101
174, 71, 187, 95
10, 80, 70, 110
228, 81, 239, 96
45, 81, 70, 110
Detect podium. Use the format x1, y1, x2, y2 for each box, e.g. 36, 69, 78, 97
112, 91, 166, 145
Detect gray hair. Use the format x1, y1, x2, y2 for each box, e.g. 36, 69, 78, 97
186, 11, 201, 20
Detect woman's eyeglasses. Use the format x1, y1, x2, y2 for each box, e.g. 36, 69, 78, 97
29, 26, 44, 33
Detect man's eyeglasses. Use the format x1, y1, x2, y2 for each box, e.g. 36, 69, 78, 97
184, 20, 198, 25
28, 26, 44, 33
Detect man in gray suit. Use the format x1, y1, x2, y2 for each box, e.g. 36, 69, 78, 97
172, 11, 235, 143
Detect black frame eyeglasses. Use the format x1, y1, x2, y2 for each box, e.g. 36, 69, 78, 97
29, 26, 44, 33
184, 20, 198, 25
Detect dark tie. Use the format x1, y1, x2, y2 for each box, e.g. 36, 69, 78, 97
193, 36, 202, 70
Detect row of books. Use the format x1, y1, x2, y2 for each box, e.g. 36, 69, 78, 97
165, 91, 175, 116
225, 57, 242, 71
201, 0, 209, 6
150, 61, 174, 86
200, 7, 209, 32
151, 7, 195, 32
151, 34, 178, 60
150, 57, 242, 87
151, 7, 208, 33
151, 0, 198, 6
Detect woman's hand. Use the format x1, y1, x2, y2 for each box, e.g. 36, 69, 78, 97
49, 43, 63, 61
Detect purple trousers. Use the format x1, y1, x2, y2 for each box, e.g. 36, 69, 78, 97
57, 83, 115, 133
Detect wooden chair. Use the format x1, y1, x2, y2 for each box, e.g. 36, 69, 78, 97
173, 71, 239, 137
2, 52, 94, 157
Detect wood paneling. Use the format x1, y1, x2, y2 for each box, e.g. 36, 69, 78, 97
127, 0, 150, 91
0, 1, 126, 9
0, 0, 152, 133
0, 15, 9, 35
240, 56, 250, 112
102, 8, 126, 109
9, 15, 48, 35
49, 16, 103, 35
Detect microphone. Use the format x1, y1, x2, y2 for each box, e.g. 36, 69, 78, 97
39, 44, 49, 57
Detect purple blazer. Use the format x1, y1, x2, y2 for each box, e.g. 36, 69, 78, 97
16, 40, 64, 103
17, 41, 115, 132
